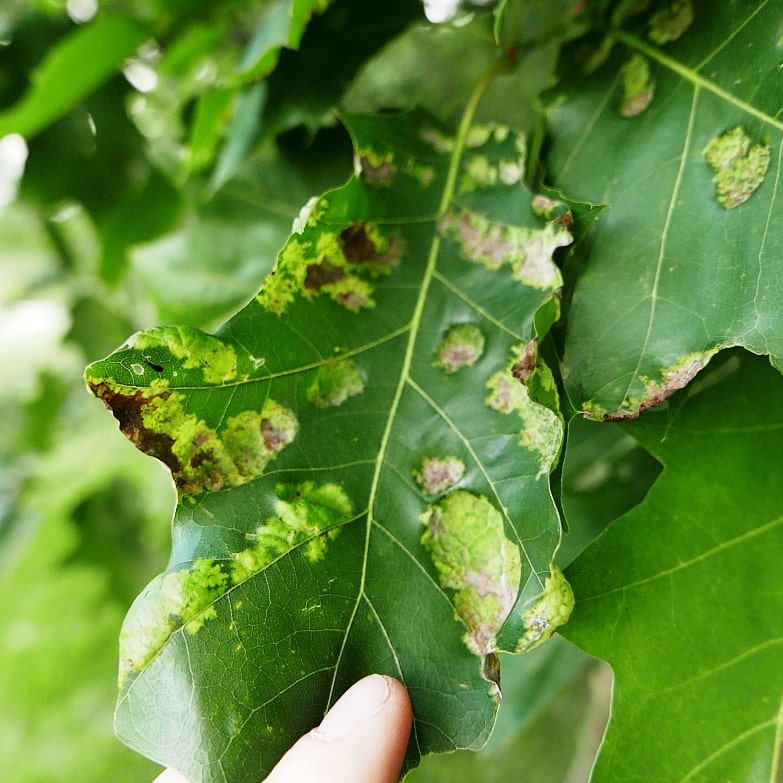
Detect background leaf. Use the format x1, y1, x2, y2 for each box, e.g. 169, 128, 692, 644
544, 0, 783, 418
86, 104, 572, 782
562, 350, 783, 783
0, 15, 148, 138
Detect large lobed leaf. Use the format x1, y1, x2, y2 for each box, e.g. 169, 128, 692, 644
86, 102, 574, 782
563, 350, 783, 783
545, 0, 783, 418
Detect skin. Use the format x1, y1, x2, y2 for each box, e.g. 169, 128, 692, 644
152, 675, 413, 783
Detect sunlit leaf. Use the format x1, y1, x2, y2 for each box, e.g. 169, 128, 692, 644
86, 102, 573, 782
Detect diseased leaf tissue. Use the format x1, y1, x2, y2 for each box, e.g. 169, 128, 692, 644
86, 107, 572, 783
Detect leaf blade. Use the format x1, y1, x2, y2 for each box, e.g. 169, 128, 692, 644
87, 103, 572, 782
546, 2, 783, 418
562, 351, 783, 783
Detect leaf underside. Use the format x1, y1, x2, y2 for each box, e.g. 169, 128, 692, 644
86, 106, 572, 783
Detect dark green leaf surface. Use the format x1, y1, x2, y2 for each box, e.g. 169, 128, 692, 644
86, 103, 573, 782
545, 0, 783, 418
563, 351, 783, 783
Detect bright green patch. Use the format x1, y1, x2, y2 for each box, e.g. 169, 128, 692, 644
231, 481, 353, 582
256, 221, 400, 314
434, 323, 485, 374
130, 326, 237, 384
119, 481, 352, 686
618, 54, 655, 118
515, 565, 574, 652
307, 358, 365, 408
119, 558, 230, 686
485, 346, 563, 475
89, 378, 298, 495
421, 490, 521, 656
648, 0, 694, 44
414, 456, 465, 496
441, 209, 569, 289
703, 127, 771, 209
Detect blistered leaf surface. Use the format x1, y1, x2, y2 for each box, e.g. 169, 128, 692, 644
545, 1, 783, 418
86, 107, 571, 782
563, 351, 783, 783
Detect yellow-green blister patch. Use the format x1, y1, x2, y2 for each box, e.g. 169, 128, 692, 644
514, 565, 574, 652
414, 456, 465, 496
307, 358, 365, 408
90, 379, 297, 496
256, 221, 401, 315
119, 480, 352, 687
702, 126, 770, 209
618, 54, 655, 118
130, 326, 237, 384
434, 323, 485, 374
485, 345, 563, 477
231, 481, 352, 582
119, 558, 230, 686
355, 148, 395, 186
421, 490, 521, 657
648, 0, 694, 44
440, 209, 568, 290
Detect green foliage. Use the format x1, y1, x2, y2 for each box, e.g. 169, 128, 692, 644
2, 1, 782, 782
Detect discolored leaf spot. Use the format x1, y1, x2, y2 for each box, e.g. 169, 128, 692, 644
338, 222, 401, 273
90, 379, 297, 495
434, 323, 486, 373
119, 480, 352, 687
258, 221, 400, 314
357, 151, 395, 185
600, 350, 716, 421
510, 339, 538, 384
617, 54, 655, 118
648, 0, 694, 44
421, 490, 520, 662
414, 456, 465, 497
531, 194, 573, 230
420, 126, 454, 154
458, 126, 526, 193
440, 209, 569, 289
130, 326, 237, 384
702, 126, 771, 209
304, 260, 347, 291
514, 565, 574, 652
307, 358, 365, 408
485, 346, 562, 475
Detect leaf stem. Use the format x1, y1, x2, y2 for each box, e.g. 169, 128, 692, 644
438, 59, 507, 217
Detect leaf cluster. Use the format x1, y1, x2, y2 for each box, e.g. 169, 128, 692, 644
1, 1, 782, 782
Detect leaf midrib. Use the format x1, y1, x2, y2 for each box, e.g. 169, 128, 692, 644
326, 64, 504, 708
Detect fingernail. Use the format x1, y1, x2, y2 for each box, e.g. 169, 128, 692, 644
312, 674, 391, 741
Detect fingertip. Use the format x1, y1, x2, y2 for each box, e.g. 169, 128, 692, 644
152, 769, 190, 783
